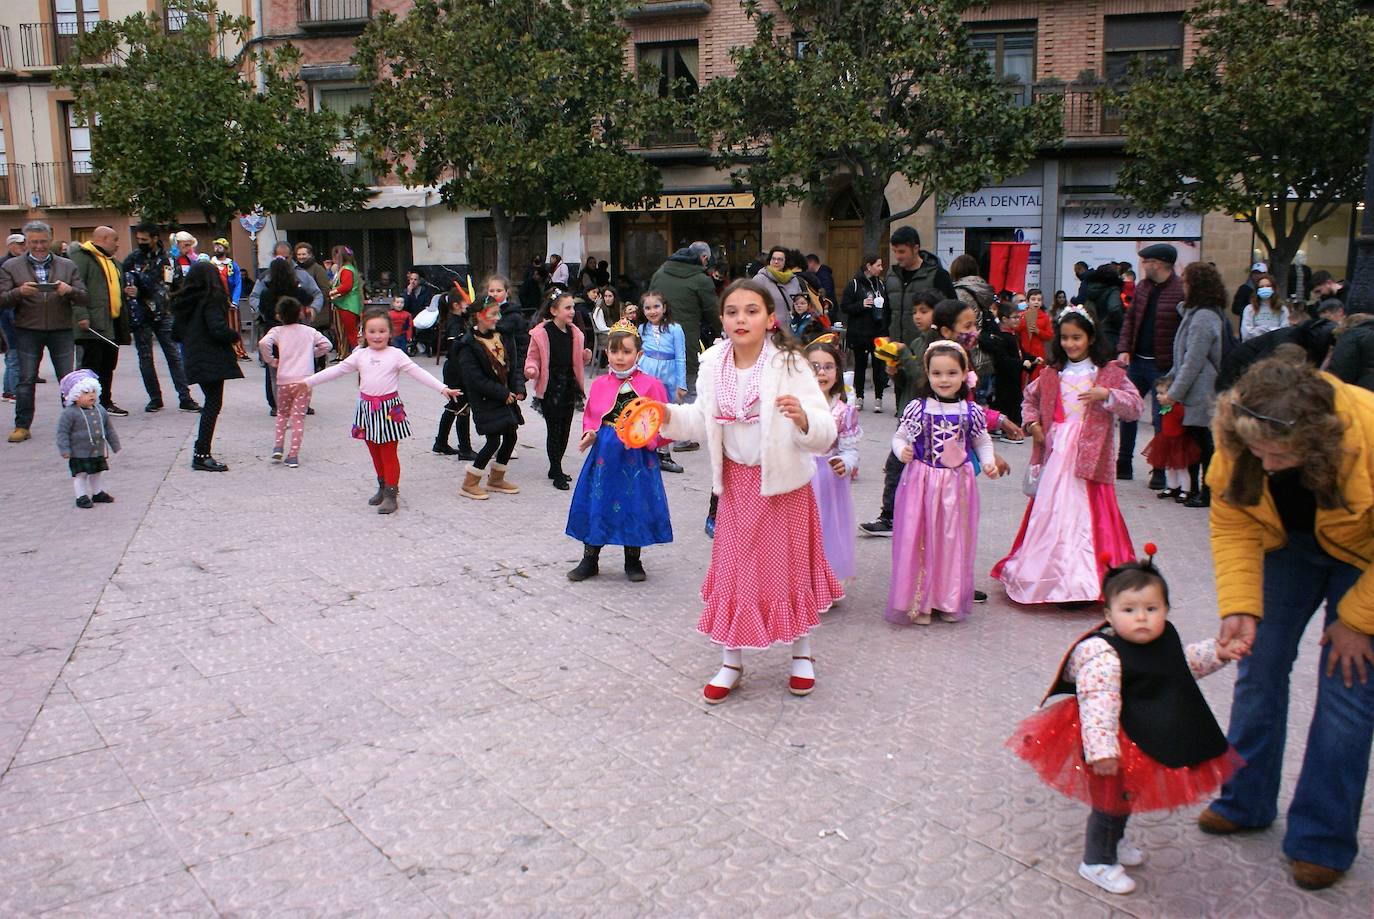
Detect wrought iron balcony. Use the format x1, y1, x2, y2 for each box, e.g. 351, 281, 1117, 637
1033, 83, 1126, 139
0, 27, 13, 72
0, 164, 26, 208
297, 0, 371, 30
31, 162, 95, 207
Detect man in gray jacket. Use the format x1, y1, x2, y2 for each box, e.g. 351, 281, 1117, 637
1, 221, 89, 442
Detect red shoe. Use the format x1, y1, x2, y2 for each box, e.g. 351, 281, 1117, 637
789, 655, 816, 696
703, 664, 742, 705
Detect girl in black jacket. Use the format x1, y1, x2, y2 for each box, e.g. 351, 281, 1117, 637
455, 297, 525, 499
171, 262, 243, 471
841, 256, 888, 410
434, 292, 476, 459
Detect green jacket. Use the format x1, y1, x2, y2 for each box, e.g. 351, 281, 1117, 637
649, 255, 718, 374
69, 244, 131, 345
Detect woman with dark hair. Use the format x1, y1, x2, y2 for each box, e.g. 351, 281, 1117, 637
752, 245, 803, 318
840, 254, 888, 411
256, 257, 310, 415
171, 261, 243, 471
1202, 353, 1374, 892
1158, 261, 1226, 507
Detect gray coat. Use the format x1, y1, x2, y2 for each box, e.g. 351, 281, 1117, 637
1163, 305, 1223, 427
56, 403, 120, 458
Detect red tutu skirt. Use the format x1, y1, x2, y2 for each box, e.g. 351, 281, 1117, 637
1006, 697, 1243, 816
1142, 432, 1200, 471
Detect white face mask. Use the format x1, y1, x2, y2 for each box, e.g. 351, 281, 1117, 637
1257, 286, 1274, 300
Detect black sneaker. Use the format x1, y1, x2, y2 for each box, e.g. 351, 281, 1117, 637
973, 590, 987, 603
178, 399, 201, 413
145, 399, 164, 413
91, 491, 114, 503
74, 495, 93, 508
306, 407, 316, 415
433, 442, 459, 456
192, 454, 228, 472
103, 403, 130, 417
660, 457, 685, 474
859, 519, 894, 536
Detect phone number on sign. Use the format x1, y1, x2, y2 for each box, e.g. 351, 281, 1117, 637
1063, 205, 1201, 239
1079, 222, 1184, 236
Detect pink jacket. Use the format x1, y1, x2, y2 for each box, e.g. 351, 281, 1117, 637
1023, 360, 1142, 485
583, 370, 671, 450
524, 320, 588, 398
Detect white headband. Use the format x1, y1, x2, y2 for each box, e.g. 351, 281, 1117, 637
1060, 304, 1095, 327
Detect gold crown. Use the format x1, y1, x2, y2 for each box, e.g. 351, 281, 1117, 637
608, 318, 640, 339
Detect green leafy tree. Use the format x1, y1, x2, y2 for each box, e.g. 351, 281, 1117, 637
56, 0, 368, 235
695, 0, 1062, 257
1113, 0, 1374, 292
354, 0, 663, 278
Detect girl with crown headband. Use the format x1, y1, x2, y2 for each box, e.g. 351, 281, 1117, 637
565, 318, 672, 582
885, 339, 1000, 625
991, 305, 1143, 605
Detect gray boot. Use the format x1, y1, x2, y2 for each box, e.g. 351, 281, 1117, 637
367, 477, 386, 506
377, 485, 399, 515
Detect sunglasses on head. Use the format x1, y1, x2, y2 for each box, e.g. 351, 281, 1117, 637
1233, 401, 1296, 429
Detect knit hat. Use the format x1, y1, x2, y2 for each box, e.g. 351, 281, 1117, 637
59, 369, 100, 406
1138, 243, 1178, 265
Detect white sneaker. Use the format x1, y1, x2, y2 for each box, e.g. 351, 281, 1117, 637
856, 398, 864, 412
913, 611, 932, 626
1116, 842, 1143, 867
1078, 863, 1136, 895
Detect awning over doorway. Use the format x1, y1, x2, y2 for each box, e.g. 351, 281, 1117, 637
363, 186, 440, 210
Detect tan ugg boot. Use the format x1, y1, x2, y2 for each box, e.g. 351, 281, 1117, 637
460, 466, 489, 500
486, 463, 520, 494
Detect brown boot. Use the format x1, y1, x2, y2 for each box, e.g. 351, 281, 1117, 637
1196, 808, 1243, 835
377, 485, 399, 515
1292, 860, 1343, 890
460, 466, 489, 500
486, 463, 520, 494
367, 477, 386, 506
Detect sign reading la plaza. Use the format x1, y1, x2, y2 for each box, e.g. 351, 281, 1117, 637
604, 192, 757, 213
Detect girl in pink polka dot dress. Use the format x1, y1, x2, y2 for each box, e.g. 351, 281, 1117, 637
659, 279, 843, 704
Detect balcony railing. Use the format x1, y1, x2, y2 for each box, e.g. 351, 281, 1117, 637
641, 127, 700, 148
297, 0, 370, 28
1033, 83, 1125, 139
0, 27, 13, 72
0, 164, 26, 208
626, 0, 712, 20
31, 161, 95, 207
20, 22, 83, 69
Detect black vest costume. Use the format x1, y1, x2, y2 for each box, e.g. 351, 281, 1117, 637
1046, 621, 1228, 769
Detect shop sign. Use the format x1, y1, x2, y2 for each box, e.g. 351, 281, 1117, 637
1062, 203, 1202, 239
938, 187, 1042, 219
604, 193, 757, 213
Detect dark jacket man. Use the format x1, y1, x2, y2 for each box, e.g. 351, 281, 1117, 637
1118, 272, 1185, 374
886, 251, 955, 345
69, 241, 131, 346
649, 242, 718, 375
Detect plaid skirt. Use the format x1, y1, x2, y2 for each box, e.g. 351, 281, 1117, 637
351, 392, 411, 443
68, 456, 109, 476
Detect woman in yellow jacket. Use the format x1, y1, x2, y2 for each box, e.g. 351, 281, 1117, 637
1203, 351, 1374, 891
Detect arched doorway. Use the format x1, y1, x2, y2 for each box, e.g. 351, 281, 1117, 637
827, 187, 890, 285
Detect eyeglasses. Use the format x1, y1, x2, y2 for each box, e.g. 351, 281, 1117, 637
1233, 401, 1296, 429
810, 362, 837, 373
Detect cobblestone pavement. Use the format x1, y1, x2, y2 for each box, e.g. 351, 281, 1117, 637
0, 352, 1370, 917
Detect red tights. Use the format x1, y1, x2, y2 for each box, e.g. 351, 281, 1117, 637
365, 439, 400, 486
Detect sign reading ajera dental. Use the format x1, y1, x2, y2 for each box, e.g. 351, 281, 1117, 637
603, 193, 757, 213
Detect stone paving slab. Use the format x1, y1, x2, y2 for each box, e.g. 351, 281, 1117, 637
0, 352, 1371, 916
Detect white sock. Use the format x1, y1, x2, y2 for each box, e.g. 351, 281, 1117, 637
709, 647, 743, 689
73, 473, 89, 499
791, 635, 815, 680
1166, 468, 1184, 490
87, 472, 103, 495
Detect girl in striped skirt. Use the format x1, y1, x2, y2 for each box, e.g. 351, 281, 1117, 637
306, 309, 461, 514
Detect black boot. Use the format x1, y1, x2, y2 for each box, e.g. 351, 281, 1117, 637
192, 453, 228, 472
434, 410, 458, 454
1184, 486, 1211, 508
624, 547, 646, 582
1147, 468, 1167, 490
456, 413, 476, 461
568, 545, 601, 581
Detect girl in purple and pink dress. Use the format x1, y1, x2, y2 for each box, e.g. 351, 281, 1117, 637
885, 340, 1002, 625
804, 338, 861, 584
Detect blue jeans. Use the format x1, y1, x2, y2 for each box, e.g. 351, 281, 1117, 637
13, 326, 74, 429
1116, 356, 1161, 467
0, 308, 18, 394
1209, 533, 1372, 870
132, 312, 191, 404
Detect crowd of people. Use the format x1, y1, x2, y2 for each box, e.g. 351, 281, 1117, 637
3, 219, 1372, 899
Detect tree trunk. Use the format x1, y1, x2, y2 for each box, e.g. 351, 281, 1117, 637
861, 186, 887, 263
492, 204, 512, 280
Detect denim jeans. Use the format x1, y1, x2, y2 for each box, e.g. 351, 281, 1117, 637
12, 327, 74, 429
133, 313, 191, 404
1116, 356, 1161, 467
0, 308, 19, 394
1209, 533, 1372, 870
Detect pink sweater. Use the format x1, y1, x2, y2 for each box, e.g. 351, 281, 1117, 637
304, 344, 447, 397
258, 324, 332, 384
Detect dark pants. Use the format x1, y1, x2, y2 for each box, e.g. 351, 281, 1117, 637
1117, 356, 1161, 469
1186, 425, 1214, 493
1210, 533, 1370, 871
545, 411, 574, 476
78, 337, 119, 407
195, 380, 224, 455
13, 327, 74, 429
435, 399, 472, 451
473, 427, 517, 470
849, 343, 886, 401
1084, 809, 1128, 865
263, 359, 277, 410
878, 450, 904, 522
133, 314, 191, 404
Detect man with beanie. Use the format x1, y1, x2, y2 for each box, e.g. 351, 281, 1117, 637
886, 226, 955, 346
69, 226, 131, 416
1116, 243, 1185, 486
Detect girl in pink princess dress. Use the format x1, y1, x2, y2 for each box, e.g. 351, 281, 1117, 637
804, 337, 861, 584
991, 307, 1143, 604
886, 340, 1001, 625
